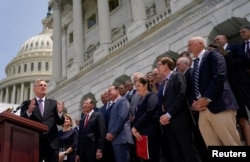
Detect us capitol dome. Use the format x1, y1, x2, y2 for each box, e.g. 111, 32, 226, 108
0, 21, 53, 106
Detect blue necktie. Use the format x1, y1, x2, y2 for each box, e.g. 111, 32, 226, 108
106, 102, 114, 127
106, 102, 113, 110
193, 58, 200, 99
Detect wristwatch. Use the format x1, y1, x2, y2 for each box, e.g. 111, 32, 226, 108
204, 97, 212, 103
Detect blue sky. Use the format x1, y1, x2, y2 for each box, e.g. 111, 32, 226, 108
0, 0, 49, 80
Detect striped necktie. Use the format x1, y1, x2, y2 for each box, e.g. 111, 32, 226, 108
193, 58, 200, 99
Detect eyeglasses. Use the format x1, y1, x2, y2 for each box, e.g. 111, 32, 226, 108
156, 63, 163, 67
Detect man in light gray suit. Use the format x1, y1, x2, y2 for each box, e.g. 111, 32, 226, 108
106, 85, 134, 162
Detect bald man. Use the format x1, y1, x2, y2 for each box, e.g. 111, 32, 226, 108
187, 36, 242, 146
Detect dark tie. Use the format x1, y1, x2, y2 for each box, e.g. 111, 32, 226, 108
106, 102, 113, 110
161, 78, 168, 112
84, 115, 89, 127
106, 102, 115, 127
162, 78, 168, 96
193, 58, 200, 99
38, 99, 44, 116
246, 41, 250, 58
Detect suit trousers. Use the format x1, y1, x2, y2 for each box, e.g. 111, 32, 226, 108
39, 135, 59, 162
112, 144, 131, 162
99, 139, 115, 162
198, 108, 242, 146
163, 126, 201, 162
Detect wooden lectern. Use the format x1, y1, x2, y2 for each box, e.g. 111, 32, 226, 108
0, 111, 48, 162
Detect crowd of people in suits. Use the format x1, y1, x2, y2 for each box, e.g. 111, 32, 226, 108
19, 25, 250, 162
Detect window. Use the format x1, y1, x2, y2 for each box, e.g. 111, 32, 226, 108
18, 66, 21, 73
24, 64, 27, 72
87, 14, 96, 29
165, 0, 171, 14
27, 87, 30, 99
31, 63, 34, 71
109, 0, 119, 12
38, 62, 41, 71
146, 4, 156, 18
46, 62, 49, 71
69, 32, 73, 44
14, 90, 18, 104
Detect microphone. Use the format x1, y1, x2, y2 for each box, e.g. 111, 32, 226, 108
13, 100, 31, 113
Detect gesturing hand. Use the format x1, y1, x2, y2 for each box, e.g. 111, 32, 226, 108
27, 99, 37, 114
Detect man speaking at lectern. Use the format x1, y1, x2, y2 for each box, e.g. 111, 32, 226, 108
20, 79, 65, 162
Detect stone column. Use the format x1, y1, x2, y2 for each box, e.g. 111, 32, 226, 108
0, 89, 3, 102
23, 86, 28, 100
73, 0, 84, 63
94, 0, 111, 60
66, 0, 85, 77
5, 87, 9, 103
29, 82, 33, 99
11, 85, 16, 104
52, 1, 62, 81
97, 0, 111, 46
127, 0, 147, 41
62, 25, 67, 76
20, 83, 24, 103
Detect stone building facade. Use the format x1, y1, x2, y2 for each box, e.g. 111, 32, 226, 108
47, 0, 250, 119
1, 0, 250, 120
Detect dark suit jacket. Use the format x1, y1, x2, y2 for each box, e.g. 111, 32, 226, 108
20, 98, 65, 149
132, 92, 160, 136
161, 71, 193, 129
125, 89, 136, 103
226, 43, 250, 83
240, 42, 250, 70
99, 103, 114, 132
76, 111, 105, 158
161, 71, 201, 162
188, 49, 239, 113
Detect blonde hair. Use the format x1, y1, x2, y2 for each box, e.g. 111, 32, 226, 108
64, 114, 73, 127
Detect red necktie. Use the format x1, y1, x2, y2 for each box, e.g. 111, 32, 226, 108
84, 115, 89, 127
